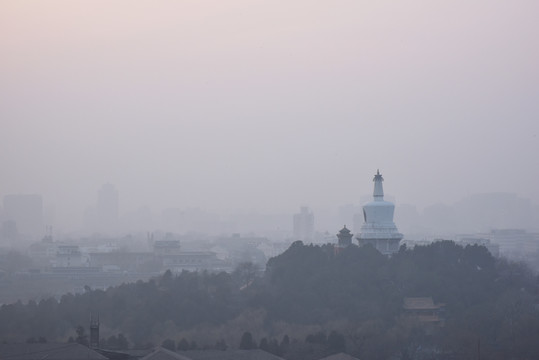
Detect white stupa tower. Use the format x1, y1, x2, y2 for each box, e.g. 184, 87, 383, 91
357, 170, 403, 255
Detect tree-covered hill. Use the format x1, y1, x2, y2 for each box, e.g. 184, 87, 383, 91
1, 241, 539, 359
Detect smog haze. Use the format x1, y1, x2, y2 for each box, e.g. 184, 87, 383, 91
1, 0, 538, 232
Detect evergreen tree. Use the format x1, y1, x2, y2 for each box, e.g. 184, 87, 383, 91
327, 330, 346, 354
75, 326, 88, 346
259, 337, 269, 351
239, 331, 256, 350
107, 335, 118, 349
214, 339, 227, 350
117, 333, 129, 350
279, 334, 290, 354
177, 338, 190, 351
268, 339, 281, 356
162, 339, 175, 351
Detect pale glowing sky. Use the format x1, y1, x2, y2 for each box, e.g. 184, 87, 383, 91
1, 1, 538, 228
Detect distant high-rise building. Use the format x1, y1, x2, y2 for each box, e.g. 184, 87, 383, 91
2, 194, 43, 240
96, 183, 119, 234
357, 170, 403, 255
1, 220, 18, 241
352, 212, 363, 235
293, 206, 314, 241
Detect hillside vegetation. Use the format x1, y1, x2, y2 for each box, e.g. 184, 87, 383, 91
1, 241, 538, 359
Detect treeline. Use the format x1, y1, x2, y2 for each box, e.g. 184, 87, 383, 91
1, 241, 539, 359
157, 330, 345, 359
0, 269, 243, 347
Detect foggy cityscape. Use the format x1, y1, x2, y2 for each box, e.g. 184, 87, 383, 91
1, 1, 539, 359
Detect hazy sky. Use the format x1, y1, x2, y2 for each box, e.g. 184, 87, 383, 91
1, 1, 538, 228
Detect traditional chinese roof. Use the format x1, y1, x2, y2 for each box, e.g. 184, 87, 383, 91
179, 349, 286, 360
318, 353, 360, 360
141, 347, 192, 360
339, 226, 351, 234
403, 297, 444, 310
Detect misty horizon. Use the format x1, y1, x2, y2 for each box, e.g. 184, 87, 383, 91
2, 185, 538, 240
2, 1, 539, 234
2, 3, 539, 358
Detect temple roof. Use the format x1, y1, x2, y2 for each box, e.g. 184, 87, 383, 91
403, 297, 445, 310
318, 353, 360, 360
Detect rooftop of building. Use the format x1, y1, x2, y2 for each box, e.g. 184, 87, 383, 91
318, 353, 361, 360
178, 349, 286, 360
403, 297, 445, 310
141, 347, 192, 360
0, 343, 107, 360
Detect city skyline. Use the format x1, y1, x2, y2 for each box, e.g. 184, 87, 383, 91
2, 184, 538, 240
2, 1, 539, 231
2, 2, 539, 358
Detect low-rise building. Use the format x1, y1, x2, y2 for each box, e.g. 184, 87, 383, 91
403, 297, 445, 326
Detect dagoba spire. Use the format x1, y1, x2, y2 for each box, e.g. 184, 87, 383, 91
373, 169, 384, 200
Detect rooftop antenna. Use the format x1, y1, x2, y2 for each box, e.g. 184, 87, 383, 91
90, 313, 100, 349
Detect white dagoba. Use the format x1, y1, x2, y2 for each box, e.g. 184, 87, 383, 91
357, 170, 403, 255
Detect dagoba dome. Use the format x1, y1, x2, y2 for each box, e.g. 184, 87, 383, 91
357, 170, 403, 255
